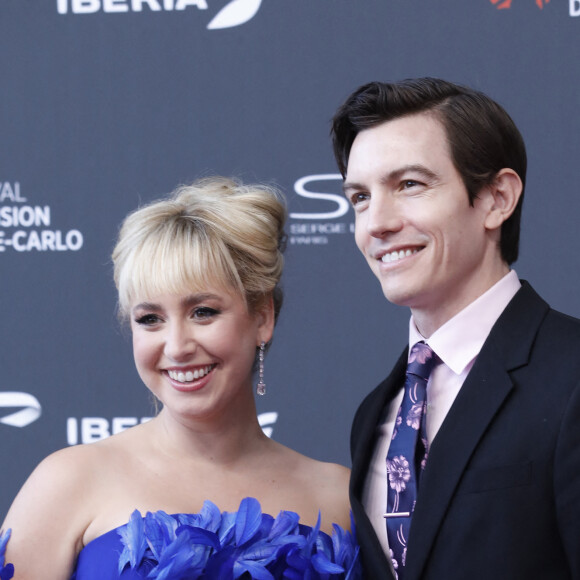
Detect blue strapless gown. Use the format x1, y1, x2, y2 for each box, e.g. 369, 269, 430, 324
70, 498, 361, 579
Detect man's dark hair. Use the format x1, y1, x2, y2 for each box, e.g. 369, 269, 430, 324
331, 78, 527, 264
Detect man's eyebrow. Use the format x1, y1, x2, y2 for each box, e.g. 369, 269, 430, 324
343, 164, 439, 194
388, 164, 439, 183
342, 181, 365, 194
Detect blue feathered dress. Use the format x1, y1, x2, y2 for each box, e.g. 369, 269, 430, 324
0, 529, 14, 580
70, 497, 361, 579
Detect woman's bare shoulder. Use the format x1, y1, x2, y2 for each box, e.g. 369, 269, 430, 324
5, 444, 106, 523
265, 442, 352, 530
272, 441, 350, 482
14, 444, 99, 499
1, 443, 110, 579
1, 428, 151, 580
296, 454, 350, 501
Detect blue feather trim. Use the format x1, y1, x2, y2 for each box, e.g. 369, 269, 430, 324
117, 498, 361, 579
0, 529, 14, 580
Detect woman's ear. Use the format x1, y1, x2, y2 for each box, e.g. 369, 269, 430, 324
484, 168, 523, 231
256, 295, 275, 345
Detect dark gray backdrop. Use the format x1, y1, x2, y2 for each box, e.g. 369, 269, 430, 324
1, 0, 579, 520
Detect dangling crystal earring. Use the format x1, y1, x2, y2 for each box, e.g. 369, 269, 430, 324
256, 341, 266, 396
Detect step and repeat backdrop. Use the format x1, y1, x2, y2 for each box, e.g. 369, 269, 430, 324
1, 0, 579, 518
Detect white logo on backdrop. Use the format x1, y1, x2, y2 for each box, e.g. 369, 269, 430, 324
0, 181, 84, 253
257, 411, 278, 438
208, 0, 262, 29
56, 0, 264, 29
289, 174, 354, 246
290, 175, 349, 220
0, 392, 42, 427
67, 416, 153, 444
67, 411, 278, 444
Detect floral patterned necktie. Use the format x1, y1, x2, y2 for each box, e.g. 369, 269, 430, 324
385, 341, 440, 578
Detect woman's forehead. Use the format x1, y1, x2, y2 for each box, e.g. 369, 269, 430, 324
128, 277, 244, 308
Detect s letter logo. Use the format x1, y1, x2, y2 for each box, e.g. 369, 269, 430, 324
290, 174, 349, 220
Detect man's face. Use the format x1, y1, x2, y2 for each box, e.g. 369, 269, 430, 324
344, 112, 504, 333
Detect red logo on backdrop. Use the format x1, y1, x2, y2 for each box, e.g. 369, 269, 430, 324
491, 0, 550, 8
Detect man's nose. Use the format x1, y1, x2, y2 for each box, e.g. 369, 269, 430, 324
366, 195, 403, 238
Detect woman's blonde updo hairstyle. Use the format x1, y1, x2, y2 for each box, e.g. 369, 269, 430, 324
112, 177, 287, 321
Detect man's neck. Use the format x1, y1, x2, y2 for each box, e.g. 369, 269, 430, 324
411, 264, 511, 338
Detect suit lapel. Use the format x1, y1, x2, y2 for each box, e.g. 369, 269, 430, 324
404, 282, 550, 580
404, 343, 513, 579
350, 349, 407, 498
350, 350, 407, 579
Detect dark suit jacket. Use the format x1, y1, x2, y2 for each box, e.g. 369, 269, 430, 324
350, 282, 580, 579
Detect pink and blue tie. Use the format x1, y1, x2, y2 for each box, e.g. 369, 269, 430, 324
385, 342, 439, 577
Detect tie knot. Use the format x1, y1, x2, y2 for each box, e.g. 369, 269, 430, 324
407, 342, 440, 381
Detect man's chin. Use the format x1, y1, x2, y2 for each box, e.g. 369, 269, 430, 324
380, 284, 416, 308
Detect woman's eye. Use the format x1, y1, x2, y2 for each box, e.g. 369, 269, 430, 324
193, 307, 219, 321
134, 313, 161, 326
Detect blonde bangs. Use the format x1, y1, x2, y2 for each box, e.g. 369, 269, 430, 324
117, 217, 244, 317
113, 177, 286, 321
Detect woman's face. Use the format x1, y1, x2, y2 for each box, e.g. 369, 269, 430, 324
130, 287, 273, 422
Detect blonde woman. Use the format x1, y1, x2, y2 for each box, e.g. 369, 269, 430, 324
2, 177, 359, 579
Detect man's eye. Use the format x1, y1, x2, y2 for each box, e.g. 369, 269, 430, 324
350, 192, 369, 206
134, 314, 161, 326
402, 180, 420, 189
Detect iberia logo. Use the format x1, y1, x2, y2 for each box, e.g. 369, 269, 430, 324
56, 0, 264, 30
208, 0, 262, 29
490, 0, 550, 8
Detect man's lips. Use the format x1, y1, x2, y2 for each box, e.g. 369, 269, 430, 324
378, 247, 423, 264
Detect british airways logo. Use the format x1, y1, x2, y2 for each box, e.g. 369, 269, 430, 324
0, 392, 42, 428
56, 0, 264, 29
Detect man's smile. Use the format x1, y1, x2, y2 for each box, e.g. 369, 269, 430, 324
380, 247, 422, 264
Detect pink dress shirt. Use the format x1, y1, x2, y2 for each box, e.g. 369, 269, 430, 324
361, 270, 522, 558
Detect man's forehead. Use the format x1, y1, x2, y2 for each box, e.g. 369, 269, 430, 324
345, 114, 452, 181
351, 112, 447, 149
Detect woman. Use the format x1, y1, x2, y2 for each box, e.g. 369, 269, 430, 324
1, 177, 359, 579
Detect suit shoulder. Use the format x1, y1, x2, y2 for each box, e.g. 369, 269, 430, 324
545, 307, 580, 334
531, 307, 580, 357
517, 282, 580, 340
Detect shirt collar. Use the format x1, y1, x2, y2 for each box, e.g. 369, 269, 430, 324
409, 270, 521, 375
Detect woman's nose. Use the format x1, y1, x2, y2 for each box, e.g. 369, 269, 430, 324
164, 323, 196, 361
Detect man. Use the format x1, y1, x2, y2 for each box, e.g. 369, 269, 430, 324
331, 78, 580, 579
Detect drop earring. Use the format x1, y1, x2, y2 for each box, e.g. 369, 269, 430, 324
256, 341, 266, 396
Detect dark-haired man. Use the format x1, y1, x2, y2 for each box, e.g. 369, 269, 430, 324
331, 78, 580, 579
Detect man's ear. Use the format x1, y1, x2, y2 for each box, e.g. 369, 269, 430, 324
256, 295, 275, 345
484, 168, 523, 231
